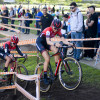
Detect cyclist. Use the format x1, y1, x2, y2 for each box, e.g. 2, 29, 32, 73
0, 35, 27, 72
36, 19, 74, 84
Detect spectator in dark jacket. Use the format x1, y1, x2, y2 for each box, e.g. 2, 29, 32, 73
85, 6, 98, 60
39, 7, 53, 31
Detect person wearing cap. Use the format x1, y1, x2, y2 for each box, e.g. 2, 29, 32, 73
70, 2, 83, 61
0, 36, 27, 72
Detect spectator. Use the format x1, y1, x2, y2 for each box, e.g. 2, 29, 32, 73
55, 9, 60, 19
20, 9, 25, 34
13, 5, 17, 14
9, 7, 16, 32
70, 2, 83, 61
1, 6, 9, 31
34, 7, 37, 18
52, 5, 55, 13
32, 6, 35, 17
85, 6, 98, 60
62, 7, 64, 16
48, 5, 51, 13
36, 8, 43, 35
24, 9, 31, 34
51, 9, 55, 19
39, 7, 53, 31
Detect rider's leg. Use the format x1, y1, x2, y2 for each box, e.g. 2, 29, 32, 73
4, 56, 12, 72
42, 50, 50, 84
50, 45, 60, 67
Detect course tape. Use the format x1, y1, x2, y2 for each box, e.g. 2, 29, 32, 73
0, 85, 16, 90
0, 15, 40, 21
0, 72, 15, 75
11, 51, 37, 53
0, 37, 100, 49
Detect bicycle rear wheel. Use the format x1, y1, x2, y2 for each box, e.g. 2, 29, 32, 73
35, 62, 51, 92
59, 57, 82, 90
16, 65, 28, 89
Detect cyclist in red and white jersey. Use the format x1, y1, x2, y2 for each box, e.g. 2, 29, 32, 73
36, 19, 73, 84
0, 36, 27, 72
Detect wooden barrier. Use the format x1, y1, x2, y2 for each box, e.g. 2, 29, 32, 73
0, 24, 20, 34
0, 72, 40, 100
0, 15, 40, 21
2, 24, 41, 31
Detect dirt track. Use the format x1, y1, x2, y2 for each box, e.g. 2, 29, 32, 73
0, 80, 100, 100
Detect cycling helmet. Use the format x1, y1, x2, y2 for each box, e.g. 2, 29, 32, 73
52, 19, 62, 29
11, 36, 19, 44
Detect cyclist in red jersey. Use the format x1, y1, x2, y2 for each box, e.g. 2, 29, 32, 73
36, 19, 73, 84
0, 36, 27, 72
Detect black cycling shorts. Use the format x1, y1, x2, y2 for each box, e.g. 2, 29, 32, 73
0, 48, 7, 60
36, 36, 51, 53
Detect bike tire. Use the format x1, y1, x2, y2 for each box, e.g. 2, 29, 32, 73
59, 57, 82, 90
16, 65, 28, 89
35, 62, 51, 92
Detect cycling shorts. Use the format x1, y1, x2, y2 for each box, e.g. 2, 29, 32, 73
36, 36, 51, 53
0, 48, 7, 60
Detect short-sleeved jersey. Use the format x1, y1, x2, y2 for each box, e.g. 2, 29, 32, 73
3, 41, 16, 51
40, 27, 62, 38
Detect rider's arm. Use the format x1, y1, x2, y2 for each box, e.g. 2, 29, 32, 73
4, 44, 11, 56
61, 37, 73, 46
16, 45, 24, 56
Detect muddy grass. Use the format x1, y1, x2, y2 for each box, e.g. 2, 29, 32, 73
0, 80, 100, 100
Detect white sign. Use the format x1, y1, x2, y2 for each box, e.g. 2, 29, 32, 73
4, 0, 15, 2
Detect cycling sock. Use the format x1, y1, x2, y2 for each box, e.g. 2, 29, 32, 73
55, 62, 57, 67
4, 67, 8, 72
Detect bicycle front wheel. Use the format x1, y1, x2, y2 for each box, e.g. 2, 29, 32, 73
35, 62, 51, 92
16, 65, 28, 89
59, 57, 82, 90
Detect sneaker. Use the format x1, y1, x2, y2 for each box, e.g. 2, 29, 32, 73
43, 78, 49, 85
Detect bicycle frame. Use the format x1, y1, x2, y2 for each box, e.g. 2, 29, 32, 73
49, 47, 72, 78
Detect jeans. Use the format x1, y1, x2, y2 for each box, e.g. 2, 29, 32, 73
11, 20, 15, 28
22, 28, 25, 33
36, 21, 40, 35
25, 21, 30, 34
71, 32, 82, 59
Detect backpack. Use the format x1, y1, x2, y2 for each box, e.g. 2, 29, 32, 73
77, 11, 85, 34
29, 13, 33, 24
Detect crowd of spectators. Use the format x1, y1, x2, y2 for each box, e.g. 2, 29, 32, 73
0, 2, 100, 61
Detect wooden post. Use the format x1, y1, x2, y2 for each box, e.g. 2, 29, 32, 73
36, 76, 40, 100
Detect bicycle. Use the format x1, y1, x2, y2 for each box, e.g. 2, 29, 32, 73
0, 56, 28, 92
35, 43, 82, 92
